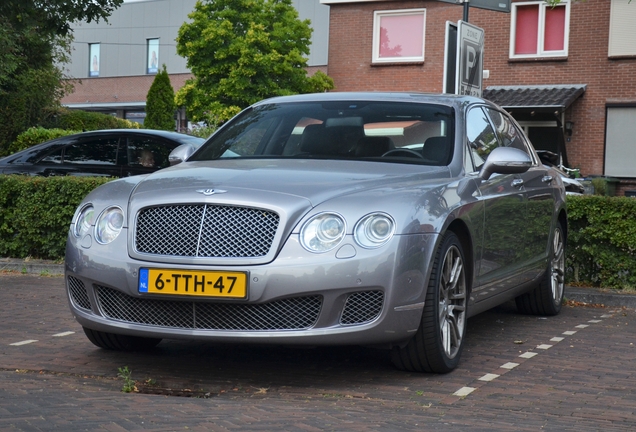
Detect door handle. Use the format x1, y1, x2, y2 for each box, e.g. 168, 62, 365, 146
542, 175, 553, 184
511, 178, 524, 188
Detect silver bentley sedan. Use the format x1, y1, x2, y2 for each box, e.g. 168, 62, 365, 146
65, 92, 567, 373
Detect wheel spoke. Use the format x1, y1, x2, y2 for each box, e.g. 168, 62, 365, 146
437, 244, 467, 358
550, 228, 565, 302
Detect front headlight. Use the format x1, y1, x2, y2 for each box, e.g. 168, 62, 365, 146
354, 213, 395, 249
300, 212, 346, 253
74, 205, 95, 238
95, 206, 124, 244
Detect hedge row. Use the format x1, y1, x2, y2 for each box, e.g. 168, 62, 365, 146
0, 176, 112, 260
566, 195, 636, 289
1, 110, 141, 157
0, 176, 634, 289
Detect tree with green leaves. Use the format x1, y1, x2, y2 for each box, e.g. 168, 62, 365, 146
175, 0, 334, 122
145, 65, 177, 131
0, 0, 123, 153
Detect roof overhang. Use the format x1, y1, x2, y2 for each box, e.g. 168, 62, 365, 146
483, 84, 586, 115
63, 102, 146, 111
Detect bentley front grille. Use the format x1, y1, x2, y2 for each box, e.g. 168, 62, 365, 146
340, 290, 384, 325
135, 204, 279, 258
95, 286, 322, 331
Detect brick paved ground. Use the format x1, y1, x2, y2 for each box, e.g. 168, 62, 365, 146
0, 274, 634, 431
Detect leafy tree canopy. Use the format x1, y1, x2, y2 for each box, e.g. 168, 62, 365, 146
175, 0, 334, 122
0, 0, 123, 152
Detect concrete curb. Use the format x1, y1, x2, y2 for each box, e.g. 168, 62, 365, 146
0, 258, 64, 276
2, 258, 635, 309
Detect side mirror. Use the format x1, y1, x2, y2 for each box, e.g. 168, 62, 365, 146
168, 144, 197, 166
479, 147, 532, 181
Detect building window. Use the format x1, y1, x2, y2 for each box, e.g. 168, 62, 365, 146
372, 9, 426, 64
89, 43, 100, 77
609, 0, 636, 57
510, 1, 570, 59
147, 39, 159, 74
605, 106, 636, 177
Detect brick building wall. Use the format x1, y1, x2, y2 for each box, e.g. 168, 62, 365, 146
326, 0, 636, 188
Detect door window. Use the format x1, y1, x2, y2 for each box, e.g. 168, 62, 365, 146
466, 106, 498, 172
127, 136, 179, 169
63, 137, 120, 165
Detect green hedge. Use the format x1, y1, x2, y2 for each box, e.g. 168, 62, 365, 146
43, 108, 140, 131
566, 195, 636, 289
6, 127, 81, 155
0, 175, 112, 260
0, 176, 635, 289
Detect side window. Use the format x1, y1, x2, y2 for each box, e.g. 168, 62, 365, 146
127, 136, 179, 169
466, 106, 498, 172
484, 108, 531, 156
63, 137, 120, 165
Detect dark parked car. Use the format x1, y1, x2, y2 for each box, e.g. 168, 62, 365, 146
65, 93, 567, 373
0, 129, 204, 177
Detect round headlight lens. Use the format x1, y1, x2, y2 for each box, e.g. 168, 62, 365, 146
74, 205, 95, 238
300, 213, 346, 253
95, 207, 124, 244
354, 213, 395, 249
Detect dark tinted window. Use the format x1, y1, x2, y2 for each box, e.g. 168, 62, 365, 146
126, 136, 179, 169
63, 137, 120, 165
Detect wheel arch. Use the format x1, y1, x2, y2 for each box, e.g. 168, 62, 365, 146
445, 219, 474, 296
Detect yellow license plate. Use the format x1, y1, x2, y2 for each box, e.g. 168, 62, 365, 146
139, 268, 247, 299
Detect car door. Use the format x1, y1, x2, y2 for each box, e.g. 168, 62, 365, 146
38, 135, 122, 177
485, 108, 555, 282
465, 105, 528, 300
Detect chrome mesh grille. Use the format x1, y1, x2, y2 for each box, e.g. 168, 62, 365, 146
135, 205, 279, 258
67, 276, 92, 311
95, 286, 322, 331
340, 291, 384, 325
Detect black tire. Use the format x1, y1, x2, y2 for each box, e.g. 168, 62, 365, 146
515, 223, 565, 316
391, 232, 468, 373
83, 327, 161, 351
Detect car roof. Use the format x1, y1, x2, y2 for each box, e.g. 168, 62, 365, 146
0, 129, 203, 164
253, 91, 491, 108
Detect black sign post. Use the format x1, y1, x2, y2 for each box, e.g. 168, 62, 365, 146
437, 0, 511, 21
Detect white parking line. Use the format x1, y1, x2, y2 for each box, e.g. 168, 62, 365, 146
10, 340, 38, 346
501, 362, 519, 370
453, 387, 476, 397
52, 331, 75, 337
478, 373, 500, 382
519, 352, 538, 359
450, 313, 613, 400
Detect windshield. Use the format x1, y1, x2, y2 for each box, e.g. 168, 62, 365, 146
191, 101, 455, 166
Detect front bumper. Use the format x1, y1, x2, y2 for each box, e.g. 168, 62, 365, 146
65, 230, 438, 347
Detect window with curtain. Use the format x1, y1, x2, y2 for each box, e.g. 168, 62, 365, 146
372, 9, 426, 64
510, 1, 570, 59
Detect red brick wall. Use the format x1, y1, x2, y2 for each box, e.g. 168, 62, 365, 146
327, 0, 636, 180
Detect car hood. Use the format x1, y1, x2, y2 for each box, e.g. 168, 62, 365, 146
131, 159, 450, 207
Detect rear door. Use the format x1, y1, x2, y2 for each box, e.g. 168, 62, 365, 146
38, 135, 122, 177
